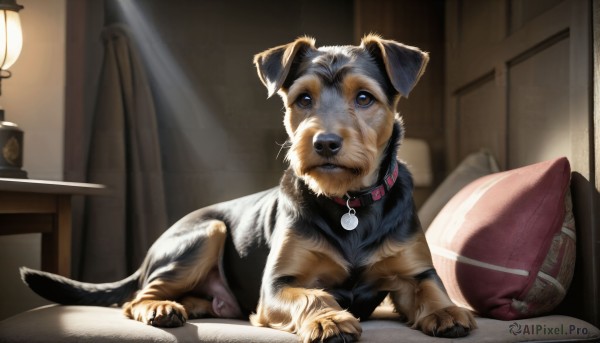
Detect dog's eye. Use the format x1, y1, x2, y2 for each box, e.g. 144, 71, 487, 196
355, 91, 374, 108
295, 93, 313, 109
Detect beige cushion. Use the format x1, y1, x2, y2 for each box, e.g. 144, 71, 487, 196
418, 150, 499, 231
0, 304, 598, 342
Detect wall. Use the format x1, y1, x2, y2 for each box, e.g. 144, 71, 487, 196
0, 0, 66, 320
10, 0, 65, 180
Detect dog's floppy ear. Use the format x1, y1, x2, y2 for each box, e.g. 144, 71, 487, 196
254, 37, 316, 98
361, 34, 429, 98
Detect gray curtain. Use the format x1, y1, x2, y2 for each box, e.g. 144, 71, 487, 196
80, 24, 167, 282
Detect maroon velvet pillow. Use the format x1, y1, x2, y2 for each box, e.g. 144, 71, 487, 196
425, 157, 575, 320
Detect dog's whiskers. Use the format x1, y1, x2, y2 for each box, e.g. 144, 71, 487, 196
275, 140, 292, 160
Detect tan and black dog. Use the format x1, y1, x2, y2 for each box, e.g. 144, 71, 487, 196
21, 35, 476, 342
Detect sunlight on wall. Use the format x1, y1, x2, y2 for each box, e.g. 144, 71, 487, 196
114, 1, 256, 218
114, 1, 216, 125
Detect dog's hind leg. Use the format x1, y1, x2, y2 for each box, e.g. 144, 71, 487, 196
123, 220, 227, 327
180, 296, 214, 318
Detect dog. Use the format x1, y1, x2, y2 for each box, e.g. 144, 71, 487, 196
21, 35, 476, 342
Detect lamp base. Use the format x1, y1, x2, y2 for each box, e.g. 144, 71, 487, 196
0, 118, 27, 179
0, 166, 27, 178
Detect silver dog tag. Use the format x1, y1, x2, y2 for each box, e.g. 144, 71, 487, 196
341, 197, 358, 230
341, 212, 358, 231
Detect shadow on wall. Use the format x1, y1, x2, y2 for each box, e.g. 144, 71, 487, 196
561, 173, 600, 326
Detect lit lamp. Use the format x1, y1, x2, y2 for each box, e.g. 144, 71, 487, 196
0, 0, 25, 178
397, 138, 433, 187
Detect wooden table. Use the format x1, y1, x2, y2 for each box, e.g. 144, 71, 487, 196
0, 178, 106, 277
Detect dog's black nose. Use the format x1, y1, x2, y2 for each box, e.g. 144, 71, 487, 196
313, 133, 343, 157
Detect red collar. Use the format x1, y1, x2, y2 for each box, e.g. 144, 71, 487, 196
332, 162, 399, 208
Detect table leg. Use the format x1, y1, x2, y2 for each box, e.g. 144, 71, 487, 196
41, 195, 72, 277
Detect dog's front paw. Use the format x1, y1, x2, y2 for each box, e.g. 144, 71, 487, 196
417, 306, 476, 338
298, 310, 361, 343
124, 300, 188, 328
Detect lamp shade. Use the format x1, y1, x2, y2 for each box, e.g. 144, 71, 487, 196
397, 138, 433, 187
0, 0, 22, 71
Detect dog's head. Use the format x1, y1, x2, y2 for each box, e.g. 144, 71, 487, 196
254, 35, 428, 197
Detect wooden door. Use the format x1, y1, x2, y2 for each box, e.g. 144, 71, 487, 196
446, 0, 597, 326
446, 0, 590, 171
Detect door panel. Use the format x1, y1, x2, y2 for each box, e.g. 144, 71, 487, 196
509, 0, 563, 33
508, 35, 570, 167
456, 75, 505, 166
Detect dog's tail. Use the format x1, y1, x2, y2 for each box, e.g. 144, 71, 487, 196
20, 266, 141, 306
